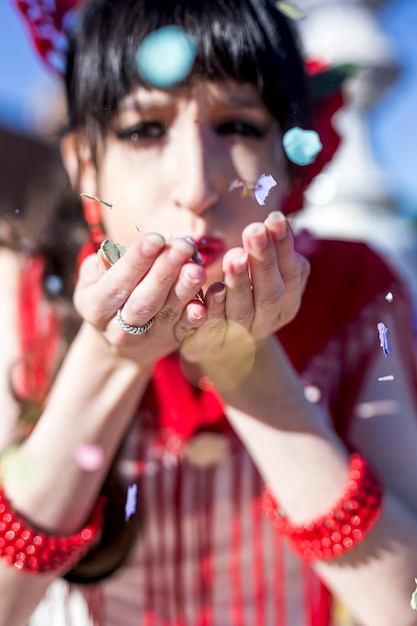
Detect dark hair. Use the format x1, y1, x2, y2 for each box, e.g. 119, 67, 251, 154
65, 0, 310, 141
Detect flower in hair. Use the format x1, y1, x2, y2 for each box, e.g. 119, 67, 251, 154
136, 25, 197, 88
282, 126, 323, 166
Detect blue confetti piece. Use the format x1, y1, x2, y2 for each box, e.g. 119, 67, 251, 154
125, 483, 138, 522
377, 322, 392, 357
254, 174, 277, 205
136, 26, 197, 88
282, 126, 323, 166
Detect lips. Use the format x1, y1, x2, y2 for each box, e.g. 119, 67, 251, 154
194, 236, 226, 267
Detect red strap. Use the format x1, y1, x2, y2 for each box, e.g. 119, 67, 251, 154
16, 256, 60, 402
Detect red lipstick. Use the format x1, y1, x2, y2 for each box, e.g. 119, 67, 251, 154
194, 236, 227, 268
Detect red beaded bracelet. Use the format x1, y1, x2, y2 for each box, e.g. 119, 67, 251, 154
262, 452, 384, 561
0, 488, 105, 574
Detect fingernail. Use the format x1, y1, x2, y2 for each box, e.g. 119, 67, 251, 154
231, 252, 248, 274
142, 234, 165, 256
214, 286, 226, 303
248, 223, 268, 249
168, 238, 194, 261
182, 266, 203, 287
266, 210, 285, 224
265, 211, 287, 239
189, 308, 204, 321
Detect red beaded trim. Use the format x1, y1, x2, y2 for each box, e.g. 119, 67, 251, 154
0, 489, 105, 574
262, 453, 384, 561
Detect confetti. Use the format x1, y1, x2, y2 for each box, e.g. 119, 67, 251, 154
254, 174, 277, 205
275, 1, 305, 20
377, 322, 392, 357
0, 445, 45, 488
228, 179, 254, 198
73, 444, 104, 472
136, 26, 197, 88
44, 274, 63, 295
378, 375, 394, 381
282, 126, 323, 166
99, 240, 127, 266
125, 483, 138, 521
385, 292, 393, 302
80, 192, 113, 208
228, 174, 277, 205
184, 235, 204, 265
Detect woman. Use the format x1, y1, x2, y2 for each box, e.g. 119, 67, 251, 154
2, 0, 417, 624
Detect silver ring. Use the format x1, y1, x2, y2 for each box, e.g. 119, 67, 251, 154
116, 309, 155, 335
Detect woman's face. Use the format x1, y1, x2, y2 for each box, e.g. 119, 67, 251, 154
80, 80, 288, 285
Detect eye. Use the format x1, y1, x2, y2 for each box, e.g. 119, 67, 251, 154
216, 120, 264, 139
115, 121, 166, 142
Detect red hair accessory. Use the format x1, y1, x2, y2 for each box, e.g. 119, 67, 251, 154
12, 0, 84, 74
262, 452, 384, 561
0, 486, 105, 573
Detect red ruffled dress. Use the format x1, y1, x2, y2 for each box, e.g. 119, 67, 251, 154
19, 234, 417, 626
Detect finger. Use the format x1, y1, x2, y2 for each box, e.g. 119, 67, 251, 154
75, 234, 165, 322
113, 237, 197, 328
181, 282, 227, 361
241, 221, 285, 327
222, 249, 254, 329
173, 298, 207, 344
204, 281, 227, 321
265, 211, 308, 322
157, 261, 207, 328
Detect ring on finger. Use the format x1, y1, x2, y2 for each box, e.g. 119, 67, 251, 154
116, 308, 155, 335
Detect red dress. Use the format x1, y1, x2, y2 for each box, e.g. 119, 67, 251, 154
20, 235, 416, 626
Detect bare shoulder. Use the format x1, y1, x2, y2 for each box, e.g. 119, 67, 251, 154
0, 247, 24, 449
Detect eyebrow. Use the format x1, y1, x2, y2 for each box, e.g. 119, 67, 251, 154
215, 92, 265, 110
118, 86, 265, 114
118, 93, 173, 113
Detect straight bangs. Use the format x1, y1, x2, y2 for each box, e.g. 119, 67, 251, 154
65, 0, 310, 139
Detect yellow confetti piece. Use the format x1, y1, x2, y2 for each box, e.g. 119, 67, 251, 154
276, 1, 305, 20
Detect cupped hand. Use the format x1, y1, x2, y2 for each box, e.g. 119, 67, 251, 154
74, 233, 207, 364
181, 211, 309, 368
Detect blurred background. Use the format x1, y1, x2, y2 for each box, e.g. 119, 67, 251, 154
0, 0, 416, 306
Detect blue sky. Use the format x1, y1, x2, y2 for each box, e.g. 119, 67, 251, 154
0, 0, 59, 131
0, 0, 416, 209
368, 0, 417, 210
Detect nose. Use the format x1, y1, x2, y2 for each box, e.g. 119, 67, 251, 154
172, 120, 220, 216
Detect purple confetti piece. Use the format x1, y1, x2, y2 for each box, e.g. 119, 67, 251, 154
125, 483, 138, 521
377, 322, 392, 357
254, 174, 277, 205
